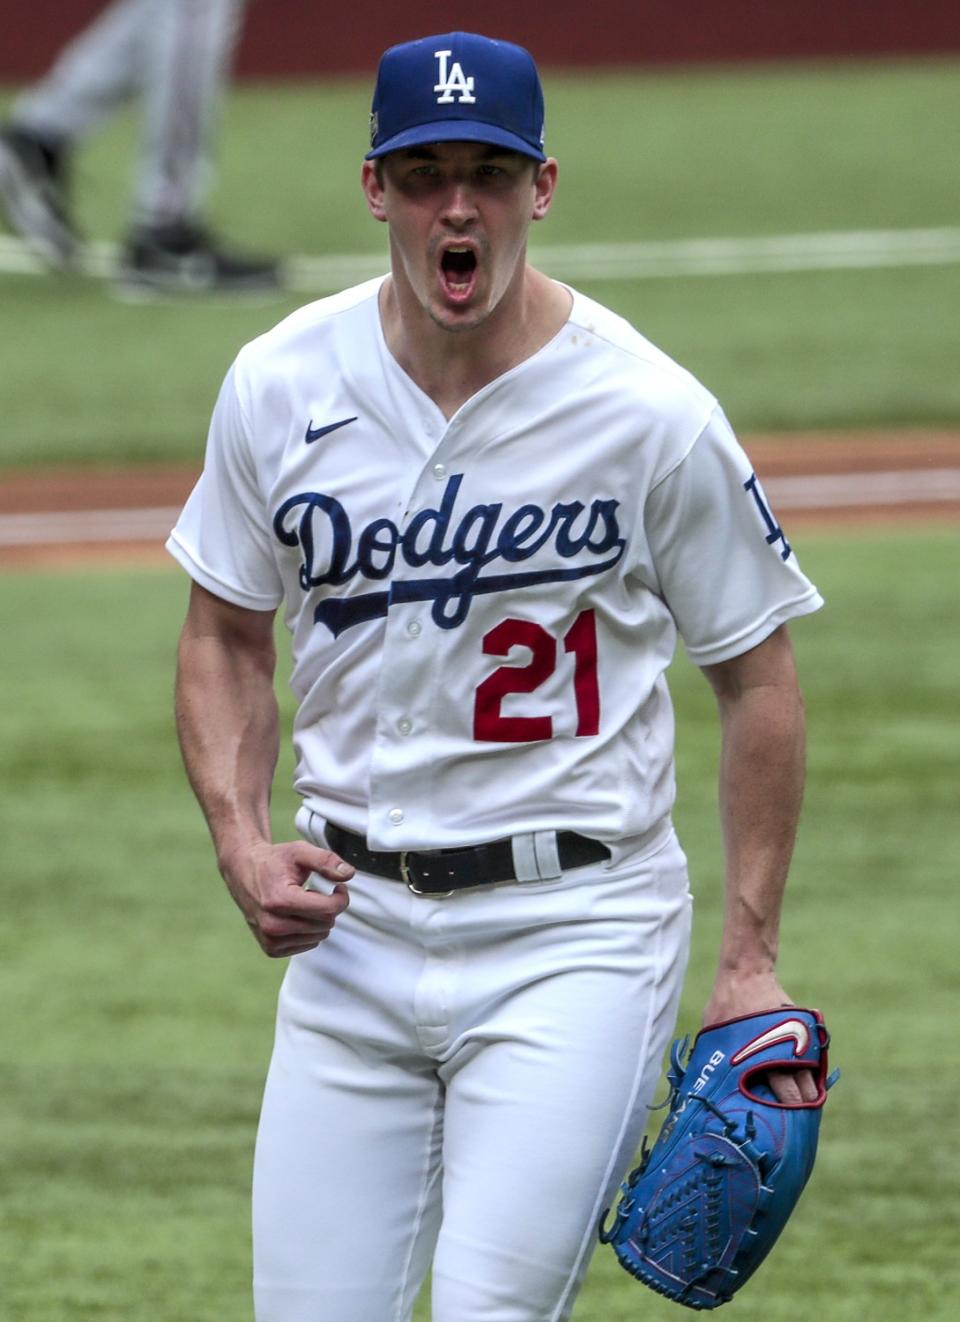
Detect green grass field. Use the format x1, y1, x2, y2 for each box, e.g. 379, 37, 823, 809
0, 530, 958, 1319
1, 52, 958, 1322
1, 58, 959, 467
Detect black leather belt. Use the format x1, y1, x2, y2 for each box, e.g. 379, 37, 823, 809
325, 822, 611, 896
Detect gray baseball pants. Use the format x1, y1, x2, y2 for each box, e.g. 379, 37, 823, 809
10, 0, 246, 227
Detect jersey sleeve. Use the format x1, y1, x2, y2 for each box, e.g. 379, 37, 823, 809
643, 407, 823, 665
165, 359, 284, 610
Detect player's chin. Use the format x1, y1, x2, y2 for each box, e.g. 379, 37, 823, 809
429, 283, 491, 332
431, 305, 488, 334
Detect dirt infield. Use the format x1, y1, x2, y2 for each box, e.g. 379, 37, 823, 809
0, 429, 957, 571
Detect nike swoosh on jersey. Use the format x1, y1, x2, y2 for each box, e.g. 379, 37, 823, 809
305, 416, 358, 443
730, 1017, 811, 1064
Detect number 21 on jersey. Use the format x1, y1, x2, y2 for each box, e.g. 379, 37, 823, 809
474, 609, 600, 743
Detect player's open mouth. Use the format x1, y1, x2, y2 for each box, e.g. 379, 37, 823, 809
440, 246, 478, 301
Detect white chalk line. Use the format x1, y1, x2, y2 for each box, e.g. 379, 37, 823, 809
0, 507, 183, 546
1, 227, 960, 286
764, 468, 960, 509
0, 471, 957, 548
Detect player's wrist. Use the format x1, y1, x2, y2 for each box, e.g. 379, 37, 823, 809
214, 824, 274, 880
716, 945, 781, 983
704, 966, 794, 1028
710, 952, 784, 980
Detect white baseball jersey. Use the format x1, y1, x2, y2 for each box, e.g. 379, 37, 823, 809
167, 276, 822, 851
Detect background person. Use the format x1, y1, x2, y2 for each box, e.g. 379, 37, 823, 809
0, 0, 278, 294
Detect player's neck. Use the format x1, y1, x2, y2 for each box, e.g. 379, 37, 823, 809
379, 267, 572, 420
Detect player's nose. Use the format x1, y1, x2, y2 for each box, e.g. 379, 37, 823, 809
439, 182, 478, 226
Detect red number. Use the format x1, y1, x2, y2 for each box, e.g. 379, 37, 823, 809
473, 610, 601, 743
564, 608, 600, 736
473, 619, 556, 742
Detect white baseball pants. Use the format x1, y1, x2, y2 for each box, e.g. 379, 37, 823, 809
252, 821, 692, 1322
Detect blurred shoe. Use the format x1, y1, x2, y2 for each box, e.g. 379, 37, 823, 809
0, 126, 78, 268
116, 221, 282, 297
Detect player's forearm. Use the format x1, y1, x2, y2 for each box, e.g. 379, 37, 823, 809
714, 678, 806, 978
174, 630, 280, 870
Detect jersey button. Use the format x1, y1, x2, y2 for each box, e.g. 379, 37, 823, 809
432, 463, 446, 480
407, 620, 422, 637
398, 718, 413, 736
388, 808, 404, 825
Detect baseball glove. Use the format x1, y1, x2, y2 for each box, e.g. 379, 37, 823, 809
599, 1007, 837, 1310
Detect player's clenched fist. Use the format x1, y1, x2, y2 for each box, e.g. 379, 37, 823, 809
220, 840, 353, 958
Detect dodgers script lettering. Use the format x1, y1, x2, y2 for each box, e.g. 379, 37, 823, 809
273, 473, 626, 637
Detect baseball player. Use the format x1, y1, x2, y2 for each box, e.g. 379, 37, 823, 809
168, 31, 823, 1322
0, 0, 278, 294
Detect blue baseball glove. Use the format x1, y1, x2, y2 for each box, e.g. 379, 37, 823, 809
599, 1007, 837, 1310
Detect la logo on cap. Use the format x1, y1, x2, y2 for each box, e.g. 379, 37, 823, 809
365, 33, 546, 163
434, 49, 476, 104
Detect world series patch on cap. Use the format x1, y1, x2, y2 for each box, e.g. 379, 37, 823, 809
366, 31, 547, 162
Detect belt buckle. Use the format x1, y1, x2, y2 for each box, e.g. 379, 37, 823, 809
400, 850, 454, 898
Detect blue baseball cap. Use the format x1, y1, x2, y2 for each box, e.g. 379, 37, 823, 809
366, 32, 546, 163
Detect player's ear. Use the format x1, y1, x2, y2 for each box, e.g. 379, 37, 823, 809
531, 158, 558, 223
361, 160, 388, 223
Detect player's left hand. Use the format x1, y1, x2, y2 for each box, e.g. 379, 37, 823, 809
702, 970, 819, 1105
601, 1003, 836, 1309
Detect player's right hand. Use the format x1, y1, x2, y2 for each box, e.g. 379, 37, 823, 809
220, 840, 353, 958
